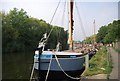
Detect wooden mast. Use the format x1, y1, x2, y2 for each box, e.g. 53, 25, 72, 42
93, 19, 96, 49
68, 0, 74, 50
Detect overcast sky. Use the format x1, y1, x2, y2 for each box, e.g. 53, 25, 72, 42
0, 0, 119, 41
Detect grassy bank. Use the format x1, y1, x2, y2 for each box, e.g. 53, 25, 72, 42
113, 48, 120, 54
83, 46, 113, 77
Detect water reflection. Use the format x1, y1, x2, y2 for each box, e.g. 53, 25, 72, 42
2, 52, 83, 81
3, 52, 34, 79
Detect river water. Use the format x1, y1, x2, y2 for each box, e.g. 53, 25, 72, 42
2, 52, 34, 79
2, 52, 83, 81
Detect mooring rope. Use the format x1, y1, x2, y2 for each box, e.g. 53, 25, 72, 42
45, 57, 53, 81
29, 0, 62, 80
30, 58, 35, 81
54, 52, 85, 80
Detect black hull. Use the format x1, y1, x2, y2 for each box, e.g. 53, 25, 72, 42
34, 67, 85, 80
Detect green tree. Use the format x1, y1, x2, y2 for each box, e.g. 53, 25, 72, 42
96, 20, 120, 44
96, 25, 108, 44
85, 34, 96, 44
2, 8, 68, 53
108, 20, 120, 42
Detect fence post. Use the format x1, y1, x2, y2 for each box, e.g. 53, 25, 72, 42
85, 54, 89, 69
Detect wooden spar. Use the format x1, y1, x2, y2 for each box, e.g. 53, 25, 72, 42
68, 0, 74, 50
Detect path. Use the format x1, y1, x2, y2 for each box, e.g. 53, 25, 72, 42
117, 42, 120, 81
108, 47, 118, 79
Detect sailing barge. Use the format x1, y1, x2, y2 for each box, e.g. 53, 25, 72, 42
34, 50, 85, 79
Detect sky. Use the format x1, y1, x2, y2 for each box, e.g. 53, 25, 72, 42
0, 0, 119, 41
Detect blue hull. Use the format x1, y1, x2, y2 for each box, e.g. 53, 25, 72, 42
34, 51, 85, 79
34, 57, 85, 71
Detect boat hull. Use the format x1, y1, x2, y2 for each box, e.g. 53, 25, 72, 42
34, 67, 85, 80
34, 57, 85, 79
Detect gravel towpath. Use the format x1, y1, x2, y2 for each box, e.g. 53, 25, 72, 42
108, 47, 118, 79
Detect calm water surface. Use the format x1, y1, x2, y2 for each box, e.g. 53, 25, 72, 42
3, 52, 34, 79
2, 52, 82, 81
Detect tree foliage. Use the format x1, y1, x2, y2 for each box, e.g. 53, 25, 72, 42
96, 25, 108, 43
2, 8, 68, 53
85, 20, 120, 44
85, 34, 96, 44
96, 20, 120, 44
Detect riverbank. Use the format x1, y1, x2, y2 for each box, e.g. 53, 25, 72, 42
82, 46, 113, 79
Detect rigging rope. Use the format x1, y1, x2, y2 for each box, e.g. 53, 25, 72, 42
34, 0, 89, 81
75, 1, 87, 38
44, 1, 87, 79
44, 0, 62, 81
45, 0, 62, 43
30, 1, 62, 80
61, 1, 66, 26
57, 0, 67, 43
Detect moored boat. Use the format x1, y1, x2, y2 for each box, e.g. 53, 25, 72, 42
34, 51, 85, 79
33, 0, 86, 80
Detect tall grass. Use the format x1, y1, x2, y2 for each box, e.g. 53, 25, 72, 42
84, 46, 113, 76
